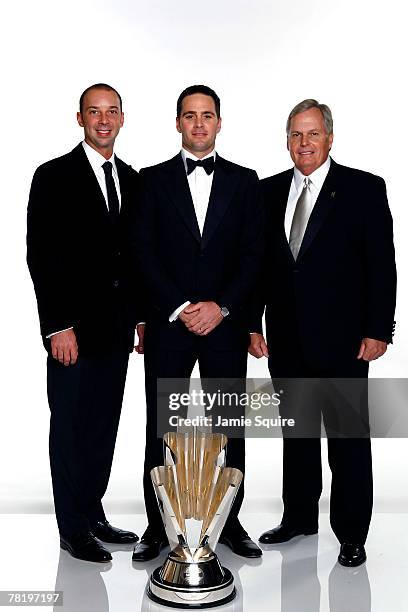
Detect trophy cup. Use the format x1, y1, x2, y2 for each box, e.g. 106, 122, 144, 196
147, 428, 243, 608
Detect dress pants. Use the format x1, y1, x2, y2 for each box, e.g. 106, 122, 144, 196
143, 327, 247, 537
269, 351, 372, 544
47, 350, 129, 538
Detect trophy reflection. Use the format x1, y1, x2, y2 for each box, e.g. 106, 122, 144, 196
147, 428, 242, 608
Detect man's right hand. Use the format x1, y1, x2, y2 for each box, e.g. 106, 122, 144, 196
248, 333, 269, 358
179, 305, 197, 326
51, 329, 78, 366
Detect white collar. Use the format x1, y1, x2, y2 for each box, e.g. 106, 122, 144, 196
293, 155, 331, 191
82, 140, 117, 175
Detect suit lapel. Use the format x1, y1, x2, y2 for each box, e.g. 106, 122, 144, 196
297, 159, 338, 260
201, 155, 240, 250
162, 154, 201, 243
115, 157, 132, 235
70, 143, 109, 219
115, 155, 130, 216
272, 170, 295, 263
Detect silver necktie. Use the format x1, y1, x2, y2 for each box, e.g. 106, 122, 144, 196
289, 177, 313, 260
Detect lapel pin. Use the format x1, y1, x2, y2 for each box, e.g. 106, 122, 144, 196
331, 191, 336, 198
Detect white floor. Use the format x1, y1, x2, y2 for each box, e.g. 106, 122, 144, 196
0, 512, 407, 611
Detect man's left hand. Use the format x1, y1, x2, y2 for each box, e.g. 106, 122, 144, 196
357, 337, 387, 361
134, 323, 145, 354
183, 301, 223, 336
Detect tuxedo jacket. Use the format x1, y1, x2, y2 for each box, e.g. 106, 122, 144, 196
252, 159, 397, 370
27, 143, 142, 356
133, 153, 264, 351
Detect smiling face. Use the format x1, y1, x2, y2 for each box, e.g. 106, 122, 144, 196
176, 93, 221, 158
77, 88, 124, 159
287, 107, 333, 176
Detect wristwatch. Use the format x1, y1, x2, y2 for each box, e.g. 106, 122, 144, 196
220, 306, 230, 318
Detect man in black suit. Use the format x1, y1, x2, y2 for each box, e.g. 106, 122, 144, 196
132, 85, 264, 561
250, 99, 396, 566
27, 84, 143, 562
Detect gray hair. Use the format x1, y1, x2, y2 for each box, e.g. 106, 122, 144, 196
286, 99, 333, 135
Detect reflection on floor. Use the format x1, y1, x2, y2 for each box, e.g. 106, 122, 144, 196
0, 513, 407, 611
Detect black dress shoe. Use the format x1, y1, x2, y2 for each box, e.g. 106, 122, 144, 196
60, 532, 112, 563
338, 543, 366, 567
92, 520, 138, 544
259, 523, 318, 544
132, 530, 168, 562
219, 529, 262, 558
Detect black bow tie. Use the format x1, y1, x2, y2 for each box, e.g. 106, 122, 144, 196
186, 157, 215, 176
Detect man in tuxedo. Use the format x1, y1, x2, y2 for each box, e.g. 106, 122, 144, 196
27, 84, 143, 562
250, 99, 396, 566
132, 85, 264, 561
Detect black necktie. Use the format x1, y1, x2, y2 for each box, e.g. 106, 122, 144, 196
102, 161, 120, 218
186, 157, 215, 176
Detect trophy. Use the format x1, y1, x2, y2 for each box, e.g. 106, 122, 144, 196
147, 428, 243, 608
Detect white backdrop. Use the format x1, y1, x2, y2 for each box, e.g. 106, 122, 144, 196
1, 0, 407, 517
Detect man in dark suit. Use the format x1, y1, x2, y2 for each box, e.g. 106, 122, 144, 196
131, 85, 264, 561
250, 99, 396, 567
27, 83, 143, 562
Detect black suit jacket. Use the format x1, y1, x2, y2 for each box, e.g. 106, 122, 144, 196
133, 153, 264, 350
252, 159, 396, 370
27, 143, 142, 356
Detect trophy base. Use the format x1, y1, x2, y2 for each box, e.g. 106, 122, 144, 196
147, 566, 236, 609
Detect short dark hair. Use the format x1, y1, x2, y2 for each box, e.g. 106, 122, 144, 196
79, 83, 123, 114
177, 85, 221, 118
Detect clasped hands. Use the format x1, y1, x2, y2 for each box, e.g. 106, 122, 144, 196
179, 301, 224, 336
134, 303, 222, 355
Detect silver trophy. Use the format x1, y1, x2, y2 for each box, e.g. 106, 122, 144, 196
147, 428, 243, 608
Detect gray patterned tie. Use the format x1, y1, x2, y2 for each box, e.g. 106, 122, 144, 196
289, 177, 313, 260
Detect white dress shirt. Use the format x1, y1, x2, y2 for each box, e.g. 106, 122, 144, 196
47, 141, 122, 337
182, 148, 216, 234
169, 148, 216, 322
284, 156, 331, 240
82, 140, 121, 210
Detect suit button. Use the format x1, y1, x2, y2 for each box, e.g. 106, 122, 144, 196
113, 280, 119, 288
293, 269, 299, 273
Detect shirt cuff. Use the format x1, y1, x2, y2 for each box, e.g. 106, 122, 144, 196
46, 326, 74, 339
169, 301, 191, 322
